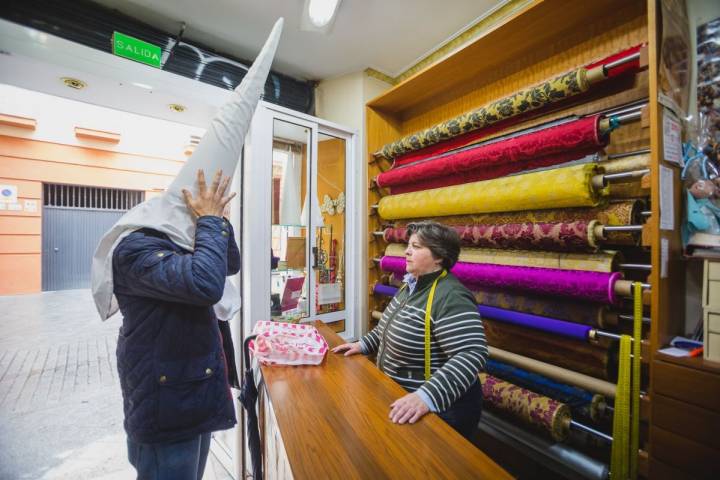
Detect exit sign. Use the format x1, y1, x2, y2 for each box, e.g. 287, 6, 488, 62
112, 32, 162, 68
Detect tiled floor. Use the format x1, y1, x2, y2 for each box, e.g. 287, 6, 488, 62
0, 289, 233, 480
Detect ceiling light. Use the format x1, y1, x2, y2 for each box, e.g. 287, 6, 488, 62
61, 77, 87, 90
301, 0, 341, 33
308, 0, 339, 27
131, 82, 154, 90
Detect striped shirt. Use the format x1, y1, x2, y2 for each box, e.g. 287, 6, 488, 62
360, 271, 488, 412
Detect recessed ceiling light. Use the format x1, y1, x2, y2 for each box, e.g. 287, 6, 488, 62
61, 77, 87, 89
168, 103, 186, 113
301, 0, 341, 33
308, 0, 340, 27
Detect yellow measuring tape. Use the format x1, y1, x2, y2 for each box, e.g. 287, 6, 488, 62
630, 282, 642, 479
611, 334, 630, 479
425, 270, 447, 381
611, 281, 642, 480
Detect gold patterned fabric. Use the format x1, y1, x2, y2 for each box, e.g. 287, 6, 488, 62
378, 164, 607, 220
380, 69, 590, 159
600, 153, 650, 174
395, 200, 642, 246
479, 373, 571, 441
385, 244, 619, 272
601, 153, 650, 199
608, 181, 648, 199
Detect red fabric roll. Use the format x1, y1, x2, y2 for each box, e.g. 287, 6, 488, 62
390, 148, 599, 194
585, 44, 644, 79
378, 116, 606, 194
391, 44, 643, 168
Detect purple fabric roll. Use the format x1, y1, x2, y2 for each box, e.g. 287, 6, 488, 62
478, 305, 591, 340
373, 283, 400, 297
371, 282, 592, 340
379, 256, 621, 304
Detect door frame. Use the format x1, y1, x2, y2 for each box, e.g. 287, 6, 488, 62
241, 101, 360, 341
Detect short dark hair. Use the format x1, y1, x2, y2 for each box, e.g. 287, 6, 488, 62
406, 221, 460, 270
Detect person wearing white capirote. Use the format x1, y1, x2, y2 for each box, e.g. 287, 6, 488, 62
90, 19, 283, 480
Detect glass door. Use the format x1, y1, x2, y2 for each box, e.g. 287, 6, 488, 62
242, 101, 358, 342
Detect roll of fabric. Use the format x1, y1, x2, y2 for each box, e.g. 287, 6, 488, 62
474, 288, 609, 328
376, 115, 607, 192
479, 305, 592, 341
479, 373, 572, 441
371, 285, 596, 341
380, 69, 590, 160
608, 181, 648, 199
373, 283, 399, 297
380, 255, 622, 304
486, 360, 606, 422
391, 45, 645, 168
384, 244, 619, 272
489, 347, 617, 398
394, 200, 643, 246
602, 153, 650, 199
599, 152, 650, 174
385, 220, 600, 252
388, 150, 598, 194
378, 164, 608, 220
484, 319, 615, 380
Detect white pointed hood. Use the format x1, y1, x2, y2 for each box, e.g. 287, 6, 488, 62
91, 18, 284, 321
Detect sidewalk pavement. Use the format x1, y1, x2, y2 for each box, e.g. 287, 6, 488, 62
0, 289, 232, 480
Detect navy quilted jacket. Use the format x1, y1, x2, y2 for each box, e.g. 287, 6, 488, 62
113, 215, 239, 444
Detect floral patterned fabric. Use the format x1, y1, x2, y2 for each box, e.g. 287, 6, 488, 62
384, 220, 600, 252
384, 244, 618, 272
479, 373, 571, 441
377, 115, 606, 193
390, 44, 644, 168
394, 200, 643, 246
380, 69, 590, 160
379, 255, 622, 304
378, 164, 607, 220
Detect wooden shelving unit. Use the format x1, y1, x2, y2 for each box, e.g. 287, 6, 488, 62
365, 0, 718, 477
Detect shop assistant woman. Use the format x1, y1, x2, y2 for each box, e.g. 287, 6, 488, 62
333, 222, 488, 439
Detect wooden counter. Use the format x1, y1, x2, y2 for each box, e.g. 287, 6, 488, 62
259, 321, 511, 479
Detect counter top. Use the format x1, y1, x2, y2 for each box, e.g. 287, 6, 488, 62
260, 321, 512, 479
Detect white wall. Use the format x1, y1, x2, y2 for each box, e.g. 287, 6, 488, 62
315, 72, 391, 335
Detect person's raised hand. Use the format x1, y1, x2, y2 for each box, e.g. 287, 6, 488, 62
331, 342, 362, 356
182, 169, 236, 218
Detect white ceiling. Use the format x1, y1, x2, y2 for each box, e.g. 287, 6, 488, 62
91, 0, 506, 80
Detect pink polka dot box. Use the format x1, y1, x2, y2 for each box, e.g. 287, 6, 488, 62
249, 321, 329, 366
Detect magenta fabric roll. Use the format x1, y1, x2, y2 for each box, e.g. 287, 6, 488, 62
379, 256, 621, 304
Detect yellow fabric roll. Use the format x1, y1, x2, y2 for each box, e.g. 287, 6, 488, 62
378, 164, 608, 220
384, 244, 618, 272
599, 153, 650, 174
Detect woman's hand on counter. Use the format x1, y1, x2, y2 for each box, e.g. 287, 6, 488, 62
389, 393, 430, 424
331, 342, 362, 356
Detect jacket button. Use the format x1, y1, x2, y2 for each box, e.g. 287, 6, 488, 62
157, 252, 165, 257
205, 368, 213, 375
222, 221, 228, 228
159, 375, 167, 383
221, 231, 228, 237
